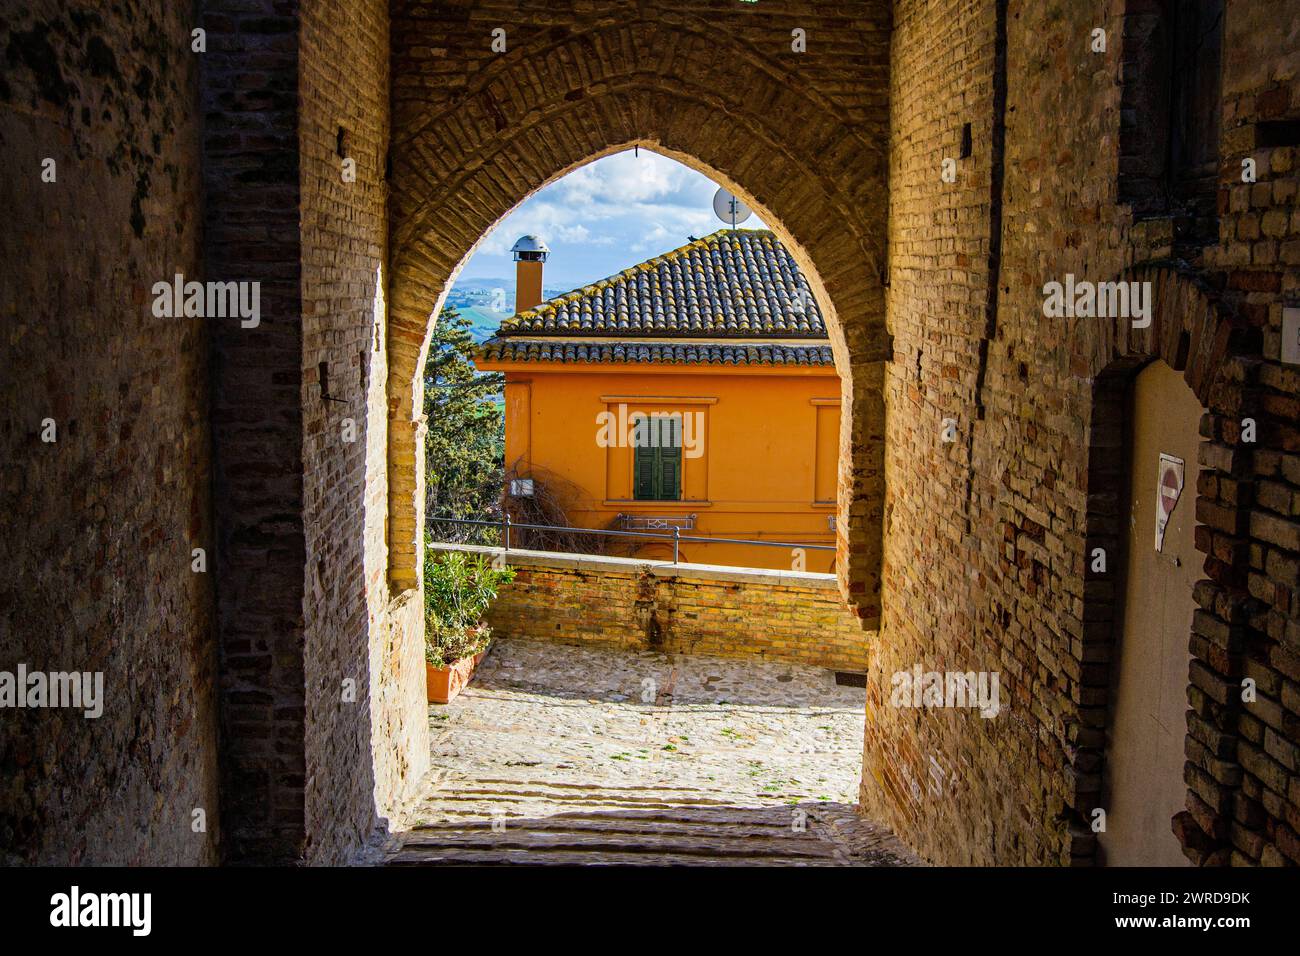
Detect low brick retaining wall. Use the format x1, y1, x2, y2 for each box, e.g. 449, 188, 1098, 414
429, 543, 869, 672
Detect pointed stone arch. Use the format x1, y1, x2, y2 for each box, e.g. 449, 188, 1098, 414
386, 10, 893, 625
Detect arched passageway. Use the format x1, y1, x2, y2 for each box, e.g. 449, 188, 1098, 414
11, 0, 1300, 871
385, 8, 894, 627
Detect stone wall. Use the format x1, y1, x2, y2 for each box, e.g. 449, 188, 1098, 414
431, 545, 869, 672
0, 1, 218, 864
869, 0, 1300, 865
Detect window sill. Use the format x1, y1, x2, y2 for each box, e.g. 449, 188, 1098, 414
603, 500, 712, 508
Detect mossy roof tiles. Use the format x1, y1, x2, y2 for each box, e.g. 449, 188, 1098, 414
478, 229, 832, 367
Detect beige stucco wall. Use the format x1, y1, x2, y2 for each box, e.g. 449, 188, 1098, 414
1100, 360, 1202, 866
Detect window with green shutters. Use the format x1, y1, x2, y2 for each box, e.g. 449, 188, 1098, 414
633, 414, 682, 501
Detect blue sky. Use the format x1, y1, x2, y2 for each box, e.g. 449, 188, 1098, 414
456, 148, 769, 293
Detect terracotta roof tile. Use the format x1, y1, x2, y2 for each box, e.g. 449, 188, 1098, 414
501, 229, 824, 337
478, 229, 830, 367
478, 340, 835, 367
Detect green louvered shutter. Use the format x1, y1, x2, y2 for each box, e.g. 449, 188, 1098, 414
659, 447, 681, 500
633, 416, 683, 500
634, 441, 657, 499
658, 417, 682, 500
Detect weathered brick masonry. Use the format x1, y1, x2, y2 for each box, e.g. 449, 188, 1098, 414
300, 0, 427, 868
0, 2, 218, 864
434, 545, 869, 672
203, 0, 426, 864
869, 0, 1300, 865
201, 0, 309, 865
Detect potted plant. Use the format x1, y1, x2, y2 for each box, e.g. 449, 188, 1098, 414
423, 549, 515, 704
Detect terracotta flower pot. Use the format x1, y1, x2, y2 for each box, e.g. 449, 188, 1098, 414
426, 649, 486, 705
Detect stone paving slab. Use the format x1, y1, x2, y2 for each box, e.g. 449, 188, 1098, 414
389, 638, 919, 866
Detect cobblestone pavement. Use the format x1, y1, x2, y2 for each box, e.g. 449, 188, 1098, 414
388, 638, 920, 866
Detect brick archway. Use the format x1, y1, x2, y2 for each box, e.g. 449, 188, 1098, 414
1079, 264, 1256, 864
386, 9, 893, 624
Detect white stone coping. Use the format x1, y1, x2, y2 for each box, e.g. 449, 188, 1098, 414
427, 542, 840, 590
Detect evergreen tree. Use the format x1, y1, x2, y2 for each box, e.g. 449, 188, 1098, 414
423, 305, 505, 544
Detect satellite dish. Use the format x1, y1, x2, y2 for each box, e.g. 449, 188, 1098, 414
712, 187, 752, 228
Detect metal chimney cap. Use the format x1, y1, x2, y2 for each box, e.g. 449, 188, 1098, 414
511, 235, 550, 259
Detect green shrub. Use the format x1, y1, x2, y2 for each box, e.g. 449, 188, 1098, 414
423, 549, 516, 668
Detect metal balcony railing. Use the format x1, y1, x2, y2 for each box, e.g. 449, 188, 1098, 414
428, 515, 835, 565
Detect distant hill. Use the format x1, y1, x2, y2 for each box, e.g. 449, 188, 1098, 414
452, 277, 511, 292
456, 305, 509, 343
446, 283, 575, 343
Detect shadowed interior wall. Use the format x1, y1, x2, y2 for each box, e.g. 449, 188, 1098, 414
202, 0, 426, 865
202, 0, 309, 864
0, 1, 218, 864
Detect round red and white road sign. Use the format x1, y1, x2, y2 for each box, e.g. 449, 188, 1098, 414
1159, 463, 1182, 519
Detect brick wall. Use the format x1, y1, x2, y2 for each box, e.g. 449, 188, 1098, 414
300, 0, 428, 864
201, 0, 309, 864
869, 0, 1300, 865
203, 0, 427, 865
0, 1, 218, 864
1204, 0, 1300, 867
432, 545, 869, 672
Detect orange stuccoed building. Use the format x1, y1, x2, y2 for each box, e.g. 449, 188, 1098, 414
475, 229, 842, 572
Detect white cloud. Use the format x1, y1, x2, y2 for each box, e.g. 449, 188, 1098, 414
559, 150, 696, 206
477, 212, 597, 256
462, 148, 769, 286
